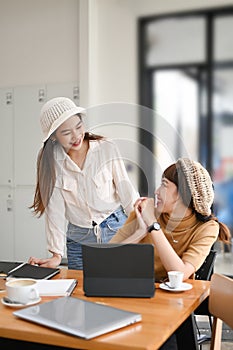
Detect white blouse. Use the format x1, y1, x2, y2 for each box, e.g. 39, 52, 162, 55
44, 139, 139, 256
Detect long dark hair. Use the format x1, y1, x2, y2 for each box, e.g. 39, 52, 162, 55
163, 163, 231, 244
30, 131, 104, 217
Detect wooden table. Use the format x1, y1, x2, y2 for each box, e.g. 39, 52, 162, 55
0, 269, 210, 350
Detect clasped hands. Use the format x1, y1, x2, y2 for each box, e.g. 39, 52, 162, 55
134, 197, 157, 230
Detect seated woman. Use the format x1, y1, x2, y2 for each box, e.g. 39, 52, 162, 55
110, 158, 231, 282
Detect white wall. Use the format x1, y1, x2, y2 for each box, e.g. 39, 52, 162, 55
79, 0, 233, 107
0, 0, 79, 87
0, 0, 232, 104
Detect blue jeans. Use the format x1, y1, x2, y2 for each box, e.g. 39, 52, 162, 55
66, 207, 127, 270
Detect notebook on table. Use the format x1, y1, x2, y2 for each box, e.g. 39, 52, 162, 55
13, 296, 142, 339
0, 261, 24, 277
0, 261, 60, 280
36, 279, 77, 296
82, 243, 155, 298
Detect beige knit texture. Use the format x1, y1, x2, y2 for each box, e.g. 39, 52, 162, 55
178, 158, 214, 216
39, 97, 85, 142
40, 98, 78, 134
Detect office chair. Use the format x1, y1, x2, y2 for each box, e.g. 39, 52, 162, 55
194, 250, 217, 347
208, 273, 233, 350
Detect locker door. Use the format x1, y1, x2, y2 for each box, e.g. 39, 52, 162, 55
0, 88, 14, 259
14, 85, 45, 186
46, 82, 79, 103
0, 88, 14, 185
14, 85, 47, 260
14, 187, 47, 261
0, 188, 14, 260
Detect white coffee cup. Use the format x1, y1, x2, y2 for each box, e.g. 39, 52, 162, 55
168, 271, 184, 289
5, 278, 39, 304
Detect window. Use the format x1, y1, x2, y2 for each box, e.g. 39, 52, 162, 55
139, 7, 233, 258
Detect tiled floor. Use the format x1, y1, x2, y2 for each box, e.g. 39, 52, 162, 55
202, 342, 233, 350
197, 316, 233, 350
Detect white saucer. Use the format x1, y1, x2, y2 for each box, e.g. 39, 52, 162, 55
159, 282, 193, 292
1, 297, 41, 308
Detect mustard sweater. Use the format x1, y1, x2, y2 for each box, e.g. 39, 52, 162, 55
110, 211, 219, 281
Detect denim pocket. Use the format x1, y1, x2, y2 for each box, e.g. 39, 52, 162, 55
101, 207, 127, 234
66, 224, 93, 244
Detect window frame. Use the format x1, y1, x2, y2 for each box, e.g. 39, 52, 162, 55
138, 5, 233, 195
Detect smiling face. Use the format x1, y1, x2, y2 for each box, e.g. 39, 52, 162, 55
54, 114, 85, 152
155, 177, 180, 214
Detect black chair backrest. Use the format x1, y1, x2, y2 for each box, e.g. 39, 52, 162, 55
194, 250, 218, 326
195, 250, 217, 281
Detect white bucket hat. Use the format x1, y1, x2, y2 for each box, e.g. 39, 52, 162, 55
40, 97, 86, 142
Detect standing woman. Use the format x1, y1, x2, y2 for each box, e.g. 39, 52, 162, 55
29, 97, 139, 269
110, 158, 231, 281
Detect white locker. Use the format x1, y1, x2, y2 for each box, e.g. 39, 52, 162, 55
14, 188, 47, 261
13, 85, 46, 260
0, 88, 14, 185
46, 82, 79, 103
0, 188, 14, 260
14, 85, 45, 186
0, 89, 14, 260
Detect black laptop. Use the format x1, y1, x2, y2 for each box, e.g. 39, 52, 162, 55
82, 243, 155, 298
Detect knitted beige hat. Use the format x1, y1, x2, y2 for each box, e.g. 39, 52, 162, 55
40, 97, 86, 142
177, 158, 214, 216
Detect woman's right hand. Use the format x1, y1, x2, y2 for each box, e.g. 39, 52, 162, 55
28, 253, 61, 268
135, 197, 157, 227
135, 204, 147, 231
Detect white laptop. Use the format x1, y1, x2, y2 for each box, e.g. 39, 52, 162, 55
13, 296, 142, 339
